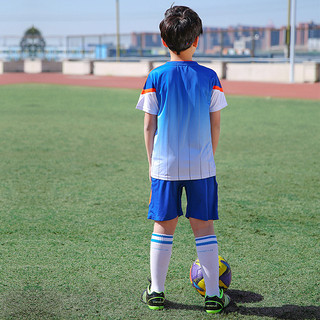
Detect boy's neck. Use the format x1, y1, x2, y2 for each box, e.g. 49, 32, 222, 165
169, 46, 195, 61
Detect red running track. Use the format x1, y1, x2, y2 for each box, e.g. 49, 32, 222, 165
0, 72, 319, 100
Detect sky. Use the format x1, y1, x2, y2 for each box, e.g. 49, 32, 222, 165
0, 0, 319, 37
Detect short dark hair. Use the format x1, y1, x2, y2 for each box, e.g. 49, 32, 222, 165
159, 6, 203, 55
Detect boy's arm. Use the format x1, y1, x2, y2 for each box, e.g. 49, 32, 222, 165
210, 111, 221, 156
144, 112, 157, 181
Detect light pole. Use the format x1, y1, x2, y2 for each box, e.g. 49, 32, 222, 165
289, 0, 296, 83
116, 0, 120, 61
286, 0, 291, 58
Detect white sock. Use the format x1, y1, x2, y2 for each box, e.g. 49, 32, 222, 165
150, 233, 173, 293
195, 235, 220, 297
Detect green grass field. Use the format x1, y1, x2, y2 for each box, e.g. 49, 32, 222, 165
0, 84, 319, 320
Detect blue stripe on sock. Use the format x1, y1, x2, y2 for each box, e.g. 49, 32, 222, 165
196, 240, 218, 247
152, 233, 173, 239
195, 235, 216, 242
151, 239, 173, 245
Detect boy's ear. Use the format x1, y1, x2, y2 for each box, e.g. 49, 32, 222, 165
192, 36, 199, 48
161, 39, 168, 48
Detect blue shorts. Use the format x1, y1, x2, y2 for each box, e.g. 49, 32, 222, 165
148, 176, 219, 221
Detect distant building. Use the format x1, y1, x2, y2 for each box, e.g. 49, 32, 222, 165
131, 32, 162, 49
297, 22, 320, 46
131, 22, 320, 56
200, 26, 262, 55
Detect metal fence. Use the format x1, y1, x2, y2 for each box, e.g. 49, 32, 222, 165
1, 25, 319, 61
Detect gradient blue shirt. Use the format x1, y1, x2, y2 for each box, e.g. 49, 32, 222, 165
136, 61, 227, 181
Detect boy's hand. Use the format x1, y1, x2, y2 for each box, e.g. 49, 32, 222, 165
149, 165, 152, 182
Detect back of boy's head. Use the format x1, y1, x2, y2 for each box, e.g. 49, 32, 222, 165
159, 6, 203, 55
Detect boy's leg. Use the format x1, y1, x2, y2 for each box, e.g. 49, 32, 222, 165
143, 179, 182, 309
189, 218, 220, 297
150, 217, 178, 293
187, 178, 229, 313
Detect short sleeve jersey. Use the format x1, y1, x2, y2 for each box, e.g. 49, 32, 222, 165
136, 61, 227, 181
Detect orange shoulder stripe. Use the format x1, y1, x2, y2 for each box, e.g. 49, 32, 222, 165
213, 85, 223, 92
141, 88, 156, 94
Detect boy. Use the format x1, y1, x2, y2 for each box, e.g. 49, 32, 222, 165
136, 5, 230, 314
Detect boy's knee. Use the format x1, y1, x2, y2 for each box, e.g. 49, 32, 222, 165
153, 217, 178, 235
189, 218, 214, 237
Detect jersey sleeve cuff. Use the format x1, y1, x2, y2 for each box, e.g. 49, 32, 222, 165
209, 90, 228, 112
136, 91, 159, 115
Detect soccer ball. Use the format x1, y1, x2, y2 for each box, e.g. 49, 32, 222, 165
189, 256, 232, 296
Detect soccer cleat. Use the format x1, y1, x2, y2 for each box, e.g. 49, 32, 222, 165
141, 283, 165, 310
205, 289, 230, 314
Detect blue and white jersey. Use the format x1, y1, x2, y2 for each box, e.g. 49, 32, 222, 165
136, 61, 227, 181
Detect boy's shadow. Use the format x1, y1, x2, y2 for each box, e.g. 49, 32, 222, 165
166, 289, 320, 320
165, 289, 263, 312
